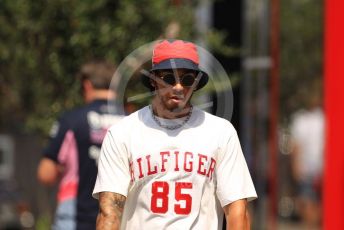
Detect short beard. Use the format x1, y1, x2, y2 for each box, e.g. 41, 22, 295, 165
154, 96, 191, 118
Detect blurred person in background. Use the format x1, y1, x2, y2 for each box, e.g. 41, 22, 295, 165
37, 60, 123, 230
290, 81, 324, 229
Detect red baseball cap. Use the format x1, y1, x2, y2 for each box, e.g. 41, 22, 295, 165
142, 39, 209, 90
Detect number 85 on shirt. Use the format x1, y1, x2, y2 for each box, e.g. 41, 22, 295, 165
151, 181, 192, 215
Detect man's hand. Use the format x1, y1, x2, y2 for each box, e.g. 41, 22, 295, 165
223, 199, 250, 230
37, 158, 61, 186
97, 192, 126, 230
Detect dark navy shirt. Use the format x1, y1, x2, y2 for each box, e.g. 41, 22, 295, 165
43, 100, 123, 230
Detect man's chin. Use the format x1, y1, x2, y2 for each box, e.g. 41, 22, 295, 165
166, 101, 187, 112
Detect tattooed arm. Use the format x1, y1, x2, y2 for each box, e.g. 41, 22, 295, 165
97, 192, 126, 230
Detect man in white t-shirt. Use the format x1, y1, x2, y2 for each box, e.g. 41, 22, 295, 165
290, 91, 324, 229
93, 40, 257, 230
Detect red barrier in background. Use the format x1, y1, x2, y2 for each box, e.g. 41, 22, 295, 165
269, 0, 280, 228
324, 0, 344, 229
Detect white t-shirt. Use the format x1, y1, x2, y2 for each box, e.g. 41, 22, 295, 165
93, 106, 257, 230
290, 107, 324, 179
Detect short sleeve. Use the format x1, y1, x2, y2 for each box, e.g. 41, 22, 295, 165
43, 116, 70, 163
92, 128, 131, 199
215, 126, 257, 207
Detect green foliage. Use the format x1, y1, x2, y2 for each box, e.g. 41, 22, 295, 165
35, 213, 52, 230
280, 0, 323, 118
0, 0, 217, 135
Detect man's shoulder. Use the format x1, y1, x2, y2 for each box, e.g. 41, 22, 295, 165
198, 108, 235, 130
59, 101, 123, 124
108, 106, 148, 132
59, 105, 88, 120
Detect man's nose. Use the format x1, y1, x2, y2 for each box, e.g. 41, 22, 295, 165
172, 82, 184, 91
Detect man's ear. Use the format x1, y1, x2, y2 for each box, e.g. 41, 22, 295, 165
82, 79, 94, 103
149, 71, 160, 91
150, 79, 156, 89
83, 79, 93, 91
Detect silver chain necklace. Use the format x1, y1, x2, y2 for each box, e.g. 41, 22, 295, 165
149, 105, 193, 130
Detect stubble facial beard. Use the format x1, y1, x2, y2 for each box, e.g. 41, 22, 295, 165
154, 89, 192, 119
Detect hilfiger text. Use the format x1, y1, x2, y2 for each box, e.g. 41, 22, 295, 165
129, 150, 216, 182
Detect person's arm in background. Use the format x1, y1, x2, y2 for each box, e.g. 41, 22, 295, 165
97, 192, 126, 230
37, 116, 69, 186
223, 199, 250, 230
37, 158, 63, 186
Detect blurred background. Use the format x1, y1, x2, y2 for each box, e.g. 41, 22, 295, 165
0, 0, 326, 229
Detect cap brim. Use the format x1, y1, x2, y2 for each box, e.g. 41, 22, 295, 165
142, 58, 208, 91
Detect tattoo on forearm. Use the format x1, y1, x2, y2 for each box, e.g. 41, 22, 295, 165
97, 192, 126, 230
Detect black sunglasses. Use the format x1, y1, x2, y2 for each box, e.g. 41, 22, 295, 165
157, 71, 198, 87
